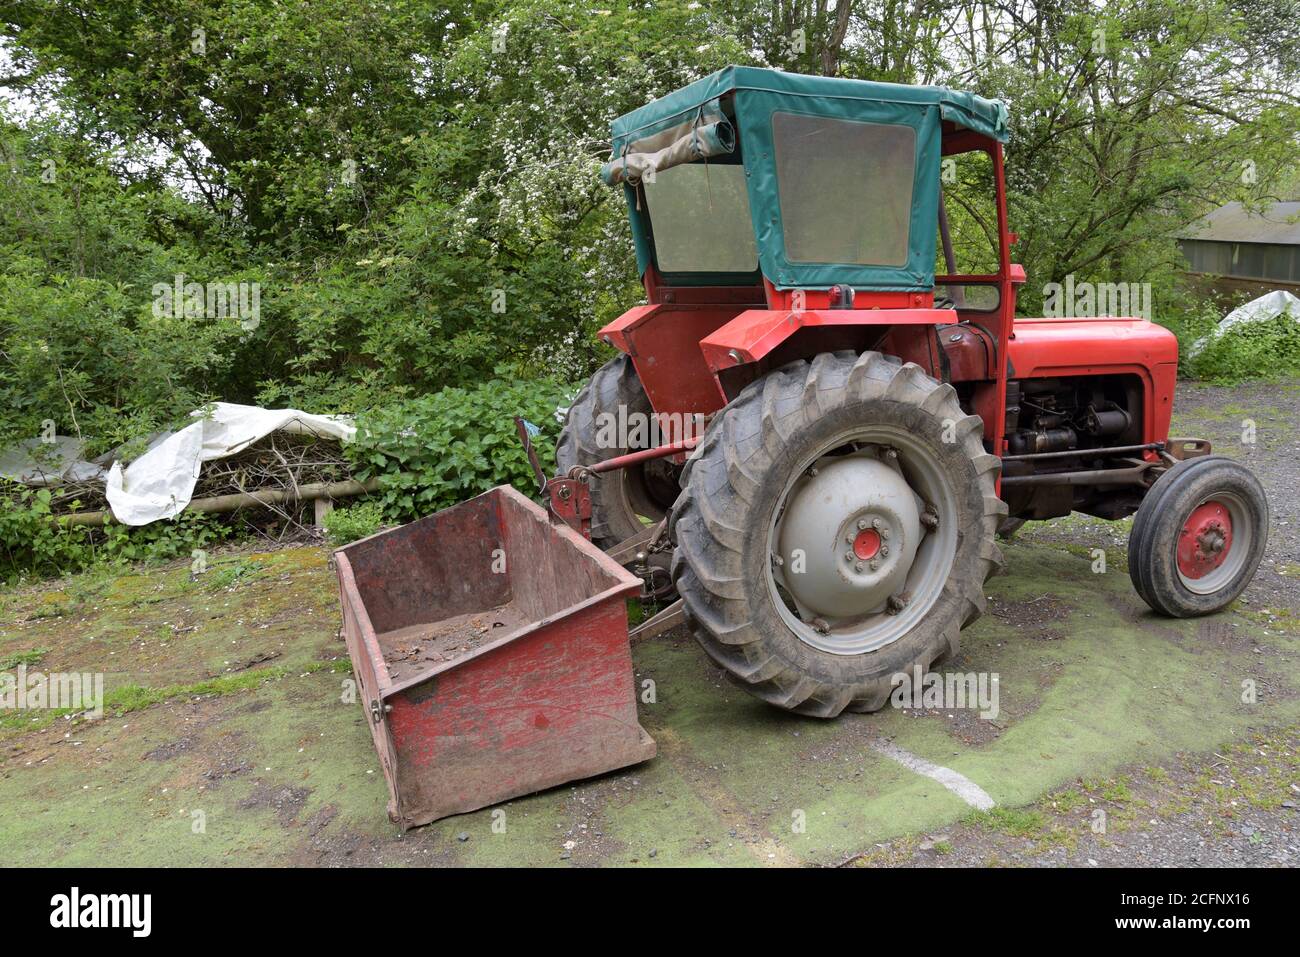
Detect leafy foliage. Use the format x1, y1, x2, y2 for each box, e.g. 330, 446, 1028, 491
322, 501, 386, 547
0, 0, 1297, 464
0, 484, 231, 582
1187, 317, 1300, 383
348, 378, 572, 521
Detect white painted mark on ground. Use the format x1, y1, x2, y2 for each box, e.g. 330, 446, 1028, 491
870, 739, 995, 811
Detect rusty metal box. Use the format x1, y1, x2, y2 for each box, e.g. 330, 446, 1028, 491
333, 484, 655, 829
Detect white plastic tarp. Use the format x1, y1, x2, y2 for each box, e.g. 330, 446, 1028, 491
0, 436, 107, 487
1189, 290, 1300, 357
103, 403, 355, 526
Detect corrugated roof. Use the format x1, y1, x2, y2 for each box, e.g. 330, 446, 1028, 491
1179, 201, 1300, 245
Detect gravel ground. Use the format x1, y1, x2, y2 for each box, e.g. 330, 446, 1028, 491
851, 378, 1300, 868
1171, 379, 1300, 617
848, 723, 1300, 868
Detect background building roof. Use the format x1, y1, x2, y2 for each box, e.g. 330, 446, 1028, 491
1179, 201, 1300, 245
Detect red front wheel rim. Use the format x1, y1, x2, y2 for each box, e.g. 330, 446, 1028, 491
1177, 500, 1233, 580
1174, 494, 1251, 595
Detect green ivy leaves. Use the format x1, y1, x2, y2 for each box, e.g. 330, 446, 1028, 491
347, 378, 574, 522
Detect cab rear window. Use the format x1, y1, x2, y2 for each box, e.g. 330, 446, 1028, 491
772, 112, 915, 267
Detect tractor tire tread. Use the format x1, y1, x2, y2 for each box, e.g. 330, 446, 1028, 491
670, 351, 1004, 718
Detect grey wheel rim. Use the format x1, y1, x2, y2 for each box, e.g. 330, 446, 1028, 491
766, 424, 958, 655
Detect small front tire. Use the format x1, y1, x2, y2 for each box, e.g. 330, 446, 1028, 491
1128, 455, 1269, 617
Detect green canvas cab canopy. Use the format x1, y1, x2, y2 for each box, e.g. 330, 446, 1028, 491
603, 65, 1010, 292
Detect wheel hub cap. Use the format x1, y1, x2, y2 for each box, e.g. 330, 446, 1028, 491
1177, 501, 1234, 580
777, 456, 921, 620
852, 528, 881, 560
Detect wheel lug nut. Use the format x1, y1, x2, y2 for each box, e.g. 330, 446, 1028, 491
855, 562, 864, 572
857, 519, 868, 530
881, 545, 890, 557
844, 552, 854, 563
872, 518, 881, 529
869, 559, 879, 571
880, 528, 890, 540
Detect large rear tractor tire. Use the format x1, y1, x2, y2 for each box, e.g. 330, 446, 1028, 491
670, 351, 1006, 718
556, 355, 682, 550
1128, 455, 1268, 617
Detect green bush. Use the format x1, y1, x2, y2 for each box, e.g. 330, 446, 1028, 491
0, 488, 87, 578
0, 484, 233, 583
322, 500, 385, 546
97, 510, 231, 567
1158, 297, 1222, 373
348, 377, 573, 522
1186, 315, 1300, 383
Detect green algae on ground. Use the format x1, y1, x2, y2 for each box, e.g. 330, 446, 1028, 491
0, 672, 387, 867
0, 647, 47, 670
0, 547, 343, 699
1, 532, 1297, 867
0, 657, 349, 737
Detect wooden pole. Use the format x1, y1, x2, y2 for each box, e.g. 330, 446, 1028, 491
57, 478, 380, 527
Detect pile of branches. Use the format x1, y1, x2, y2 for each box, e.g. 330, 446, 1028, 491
39, 432, 355, 526
191, 432, 353, 503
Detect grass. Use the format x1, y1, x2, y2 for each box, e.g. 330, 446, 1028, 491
1143, 765, 1173, 786
955, 727, 1300, 858
1239, 605, 1300, 632
964, 804, 1080, 852
1100, 777, 1133, 803
64, 565, 119, 604
846, 834, 920, 867
627, 600, 647, 627
0, 658, 353, 736
201, 558, 265, 591
1045, 786, 1088, 813
105, 658, 354, 715
0, 647, 48, 670
24, 599, 75, 621
965, 806, 1046, 837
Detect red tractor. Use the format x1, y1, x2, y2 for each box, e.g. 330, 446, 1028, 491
550, 66, 1269, 718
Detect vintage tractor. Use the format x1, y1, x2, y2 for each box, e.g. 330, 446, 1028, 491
336, 65, 1272, 825
544, 65, 1270, 718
